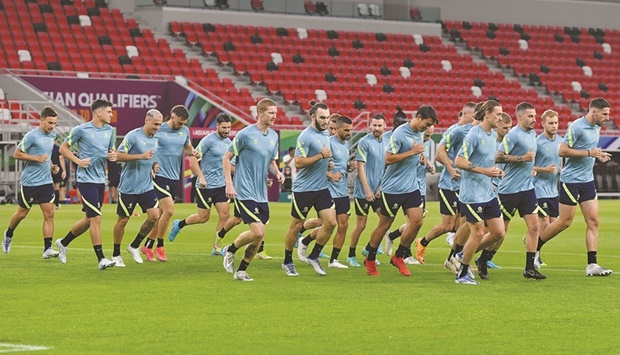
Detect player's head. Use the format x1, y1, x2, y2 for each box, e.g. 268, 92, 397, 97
588, 98, 611, 126
40, 106, 58, 134
393, 106, 408, 130
169, 105, 189, 130
496, 112, 513, 140
328, 113, 341, 136
144, 109, 163, 137
91, 99, 113, 124
462, 102, 476, 123
370, 113, 386, 138
474, 100, 502, 128
309, 101, 330, 132
336, 115, 353, 141
423, 124, 434, 142
412, 105, 438, 131
540, 109, 559, 136
256, 98, 278, 127
516, 102, 536, 131
215, 112, 232, 139
288, 147, 295, 156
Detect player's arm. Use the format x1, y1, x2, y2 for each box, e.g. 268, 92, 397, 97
269, 160, 285, 184
115, 137, 153, 162
496, 150, 535, 163
385, 145, 424, 165
295, 146, 331, 169
14, 148, 47, 162
59, 141, 90, 168
456, 155, 502, 178
533, 165, 556, 174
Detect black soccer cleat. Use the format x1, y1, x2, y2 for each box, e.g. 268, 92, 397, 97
476, 257, 489, 280
523, 268, 547, 280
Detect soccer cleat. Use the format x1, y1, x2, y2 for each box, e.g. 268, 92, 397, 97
346, 256, 361, 267
533, 251, 545, 269
168, 219, 181, 242
328, 260, 349, 269
256, 251, 273, 260
127, 245, 144, 264
297, 238, 308, 263
476, 258, 489, 280
223, 247, 235, 274
213, 231, 223, 255
155, 247, 167, 262
98, 258, 116, 270
319, 251, 329, 259
112, 255, 126, 268
455, 275, 479, 285
404, 256, 420, 265
384, 231, 394, 256
390, 255, 411, 276
233, 270, 254, 281
364, 257, 380, 276
141, 246, 155, 262
2, 232, 12, 254
282, 262, 299, 276
42, 248, 59, 259
445, 232, 455, 246
414, 239, 426, 264
586, 263, 613, 277
55, 238, 68, 264
487, 260, 502, 269
523, 268, 547, 280
377, 242, 384, 255
444, 259, 458, 274
295, 232, 301, 248
307, 257, 326, 275
451, 252, 463, 271
361, 247, 369, 257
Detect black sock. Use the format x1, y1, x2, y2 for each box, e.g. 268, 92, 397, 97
284, 249, 293, 264
420, 237, 430, 247
395, 244, 408, 258
258, 240, 264, 253
113, 243, 121, 257
330, 247, 341, 262
228, 242, 239, 254
157, 238, 164, 248
178, 219, 187, 229
308, 243, 325, 259
238, 259, 250, 272
299, 226, 306, 234
587, 251, 597, 265
366, 244, 378, 261
301, 236, 313, 246
404, 247, 412, 258
479, 250, 493, 263
348, 247, 356, 258
388, 229, 402, 241
526, 252, 535, 270
458, 264, 470, 278
44, 237, 52, 251
144, 238, 155, 249
61, 231, 78, 247
54, 190, 60, 206
455, 244, 464, 253
537, 237, 546, 251
488, 250, 497, 261
5, 227, 14, 238
217, 228, 228, 238
448, 248, 456, 260
93, 245, 105, 261
130, 233, 147, 249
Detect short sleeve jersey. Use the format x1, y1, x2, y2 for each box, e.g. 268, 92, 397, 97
117, 128, 159, 195
353, 133, 385, 199
561, 117, 600, 183
154, 122, 190, 181
229, 124, 278, 202
457, 125, 498, 204
534, 134, 562, 198
65, 121, 115, 184
197, 132, 231, 189
381, 123, 423, 194
497, 126, 537, 194
19, 128, 56, 186
293, 126, 330, 192
327, 135, 351, 198
437, 123, 460, 190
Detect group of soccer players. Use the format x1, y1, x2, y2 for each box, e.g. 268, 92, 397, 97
2, 96, 614, 284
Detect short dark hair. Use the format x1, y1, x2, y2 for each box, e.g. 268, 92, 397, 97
216, 112, 232, 124
91, 99, 113, 112
288, 147, 295, 152
372, 113, 386, 121
308, 100, 329, 116
328, 113, 341, 122
41, 106, 58, 119
590, 98, 610, 110
171, 105, 190, 120
416, 105, 438, 123
337, 116, 352, 126
463, 102, 477, 110
515, 102, 535, 116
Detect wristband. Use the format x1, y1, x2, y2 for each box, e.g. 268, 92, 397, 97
320, 152, 325, 158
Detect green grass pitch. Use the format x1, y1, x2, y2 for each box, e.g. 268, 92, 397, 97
1, 200, 619, 353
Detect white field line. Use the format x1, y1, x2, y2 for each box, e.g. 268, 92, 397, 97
0, 343, 51, 353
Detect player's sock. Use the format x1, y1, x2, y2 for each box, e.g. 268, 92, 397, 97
488, 250, 497, 261
330, 247, 341, 262
5, 227, 14, 238
157, 238, 164, 247
227, 242, 239, 254
448, 248, 456, 260
458, 264, 470, 278
284, 249, 293, 264
587, 251, 597, 265
130, 233, 147, 249
479, 250, 493, 263
178, 219, 187, 229
301, 236, 313, 246
217, 228, 229, 238
299, 226, 307, 235
394, 244, 409, 258
536, 236, 546, 251
526, 252, 535, 269
93, 245, 105, 261
61, 231, 77, 247
388, 229, 402, 241
366, 244, 378, 261
144, 238, 155, 249
420, 237, 430, 247
113, 243, 121, 257
54, 190, 60, 206
348, 247, 356, 258
238, 259, 250, 272
308, 243, 325, 259
258, 241, 265, 253
44, 237, 52, 251
455, 244, 464, 253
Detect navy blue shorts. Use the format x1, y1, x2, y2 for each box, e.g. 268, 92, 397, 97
291, 189, 334, 220
380, 190, 423, 218
559, 181, 597, 206
18, 184, 55, 209
234, 199, 269, 224
537, 197, 559, 218
78, 183, 105, 218
498, 189, 539, 220
52, 170, 64, 184
196, 186, 228, 209
461, 198, 502, 223
117, 190, 159, 217
354, 197, 381, 217
332, 196, 351, 216
153, 176, 178, 201
439, 188, 460, 216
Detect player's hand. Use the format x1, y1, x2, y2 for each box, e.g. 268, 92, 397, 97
543, 164, 557, 174
428, 164, 436, 174
522, 149, 535, 162
276, 171, 285, 184
61, 171, 66, 180
198, 177, 206, 188
152, 162, 160, 174
347, 160, 357, 172
329, 172, 343, 182
484, 165, 503, 178
267, 178, 274, 188
192, 149, 200, 158
449, 167, 461, 181
364, 188, 375, 202
320, 145, 332, 159
51, 164, 60, 174
597, 151, 611, 162
77, 158, 91, 168
143, 150, 155, 160
107, 149, 117, 162
328, 161, 335, 170
36, 154, 48, 163
225, 183, 237, 199
411, 143, 424, 155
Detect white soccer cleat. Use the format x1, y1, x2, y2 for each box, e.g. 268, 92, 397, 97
55, 238, 68, 264
445, 232, 455, 246
328, 260, 349, 269
126, 245, 143, 264
404, 256, 420, 265
42, 248, 59, 259
233, 270, 254, 281
586, 263, 613, 277
534, 251, 542, 269
223, 248, 235, 274
297, 237, 308, 263
444, 259, 458, 274
98, 258, 116, 270
2, 231, 12, 254
307, 257, 326, 275
282, 262, 299, 276
112, 256, 126, 268
384, 231, 394, 256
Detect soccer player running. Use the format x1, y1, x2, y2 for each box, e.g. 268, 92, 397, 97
142, 105, 200, 262
168, 113, 232, 252
364, 106, 438, 277
221, 98, 284, 281
282, 101, 336, 276
536, 98, 613, 277
51, 139, 67, 209
454, 100, 505, 285
55, 100, 118, 269
3, 107, 60, 259
112, 109, 163, 266
347, 113, 388, 267
531, 109, 562, 268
